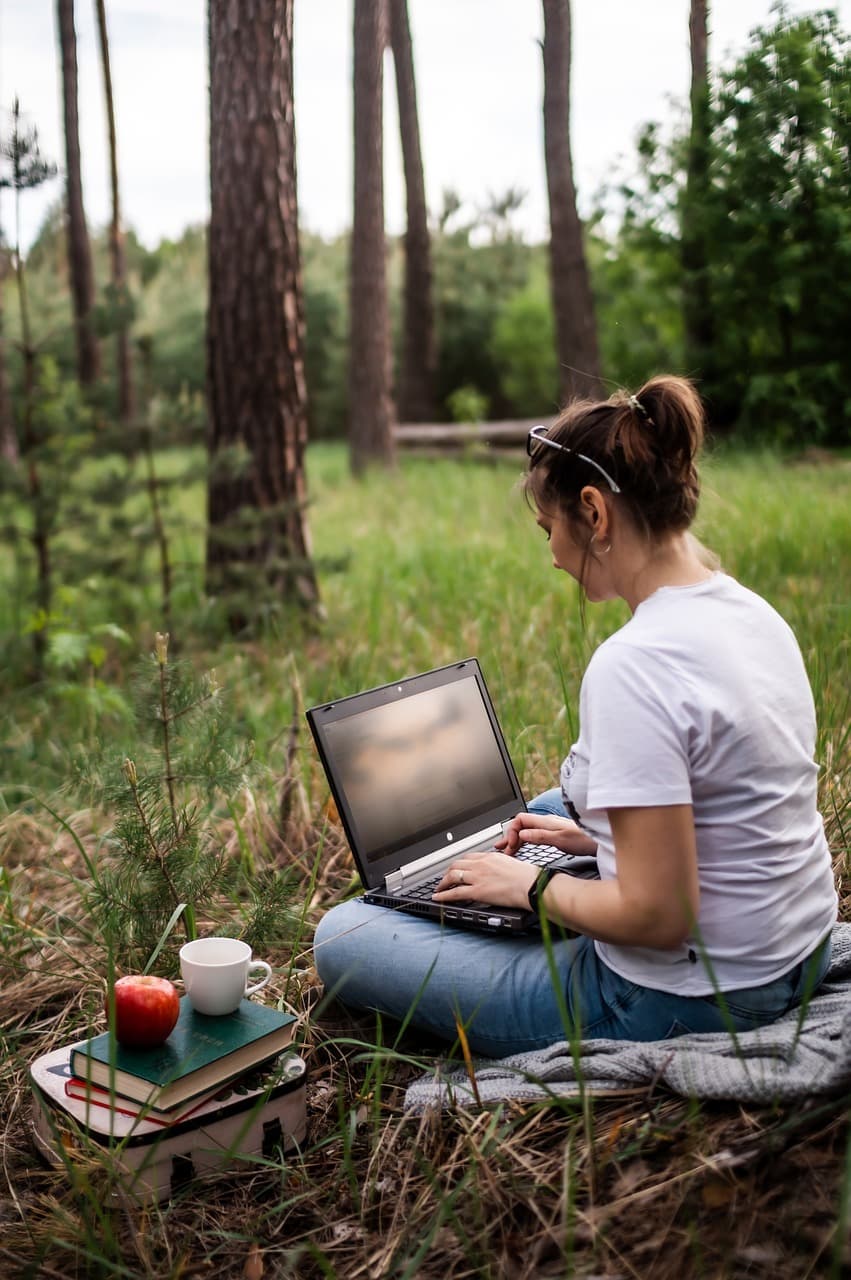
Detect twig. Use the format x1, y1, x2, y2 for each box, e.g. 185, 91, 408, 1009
154, 632, 179, 833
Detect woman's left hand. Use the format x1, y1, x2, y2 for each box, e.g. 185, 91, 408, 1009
432, 849, 538, 911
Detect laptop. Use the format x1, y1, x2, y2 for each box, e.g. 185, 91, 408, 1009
306, 658, 599, 933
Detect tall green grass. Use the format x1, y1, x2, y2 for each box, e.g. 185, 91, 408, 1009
304, 446, 850, 806
1, 444, 849, 821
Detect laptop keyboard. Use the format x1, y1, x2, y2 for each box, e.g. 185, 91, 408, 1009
518, 843, 571, 867
404, 843, 568, 904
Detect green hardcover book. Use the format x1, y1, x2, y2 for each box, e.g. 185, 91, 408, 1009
70, 998, 298, 1111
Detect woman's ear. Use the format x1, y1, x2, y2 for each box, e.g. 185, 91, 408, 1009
579, 486, 608, 535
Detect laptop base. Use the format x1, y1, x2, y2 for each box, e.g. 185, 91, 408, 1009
364, 852, 600, 935
363, 890, 533, 932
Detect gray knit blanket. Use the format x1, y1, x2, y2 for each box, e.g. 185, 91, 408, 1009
404, 923, 851, 1112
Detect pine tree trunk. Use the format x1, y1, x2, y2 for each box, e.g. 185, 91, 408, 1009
388, 0, 435, 423
57, 0, 100, 386
206, 0, 319, 625
542, 0, 602, 404
683, 0, 714, 378
13, 207, 48, 670
349, 0, 396, 472
94, 0, 134, 422
0, 244, 16, 464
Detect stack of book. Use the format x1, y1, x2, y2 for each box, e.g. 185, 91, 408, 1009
29, 997, 306, 1203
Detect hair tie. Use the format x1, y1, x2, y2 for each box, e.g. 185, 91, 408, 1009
628, 393, 655, 426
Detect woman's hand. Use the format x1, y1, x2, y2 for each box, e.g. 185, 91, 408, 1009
432, 849, 538, 911
496, 812, 598, 858
434, 807, 699, 951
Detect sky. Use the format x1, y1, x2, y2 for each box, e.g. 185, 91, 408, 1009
2, 0, 850, 253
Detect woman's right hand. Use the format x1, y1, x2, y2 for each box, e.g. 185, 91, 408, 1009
496, 811, 598, 858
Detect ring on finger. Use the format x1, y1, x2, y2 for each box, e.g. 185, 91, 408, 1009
455, 868, 465, 885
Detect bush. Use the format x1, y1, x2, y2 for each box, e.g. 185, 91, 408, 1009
491, 282, 558, 415
446, 384, 489, 424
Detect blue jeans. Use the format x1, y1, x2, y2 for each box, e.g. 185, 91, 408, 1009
312, 788, 831, 1056
313, 900, 830, 1056
531, 786, 572, 817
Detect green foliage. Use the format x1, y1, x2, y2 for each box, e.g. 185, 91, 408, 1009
446, 383, 489, 424
0, 356, 94, 658
609, 8, 851, 443
302, 231, 350, 438
0, 98, 57, 198
587, 217, 685, 391
491, 277, 559, 414
0, 211, 212, 673
704, 8, 851, 442
1, 208, 76, 384
47, 620, 132, 674
84, 633, 296, 973
1, 184, 595, 434
240, 868, 303, 953
134, 224, 207, 398
0, 352, 206, 675
432, 198, 534, 420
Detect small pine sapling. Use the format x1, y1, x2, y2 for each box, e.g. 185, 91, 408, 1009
87, 632, 291, 972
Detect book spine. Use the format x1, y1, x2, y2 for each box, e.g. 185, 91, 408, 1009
64, 1081, 170, 1126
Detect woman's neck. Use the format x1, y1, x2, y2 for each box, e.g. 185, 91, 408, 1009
616, 532, 716, 613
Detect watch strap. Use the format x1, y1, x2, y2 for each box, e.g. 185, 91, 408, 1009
527, 865, 563, 915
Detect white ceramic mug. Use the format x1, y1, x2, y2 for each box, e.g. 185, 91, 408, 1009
179, 936, 272, 1016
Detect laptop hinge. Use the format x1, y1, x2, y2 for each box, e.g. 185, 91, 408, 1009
385, 823, 503, 894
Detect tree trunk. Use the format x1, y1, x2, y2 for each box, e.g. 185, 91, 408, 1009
388, 0, 435, 423
0, 242, 16, 464
206, 0, 319, 625
13, 178, 48, 671
94, 0, 134, 422
349, 0, 396, 472
57, 0, 100, 386
541, 0, 602, 404
683, 0, 714, 378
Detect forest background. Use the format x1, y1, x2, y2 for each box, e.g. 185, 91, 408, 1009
4, 0, 851, 454
1, 1, 850, 1276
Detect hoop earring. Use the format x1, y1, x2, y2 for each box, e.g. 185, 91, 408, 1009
589, 532, 612, 555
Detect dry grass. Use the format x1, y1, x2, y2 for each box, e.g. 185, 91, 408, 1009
2, 791, 851, 1280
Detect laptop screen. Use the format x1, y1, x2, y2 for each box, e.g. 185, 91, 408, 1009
321, 676, 515, 863
310, 665, 522, 869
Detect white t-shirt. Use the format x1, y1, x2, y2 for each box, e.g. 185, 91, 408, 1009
560, 573, 837, 995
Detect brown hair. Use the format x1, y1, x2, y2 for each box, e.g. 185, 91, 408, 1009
526, 375, 706, 541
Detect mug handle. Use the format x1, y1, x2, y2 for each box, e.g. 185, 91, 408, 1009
244, 960, 272, 997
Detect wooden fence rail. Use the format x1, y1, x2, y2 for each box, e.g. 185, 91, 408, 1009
393, 418, 556, 459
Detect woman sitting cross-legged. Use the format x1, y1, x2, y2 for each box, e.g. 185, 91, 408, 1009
313, 375, 837, 1058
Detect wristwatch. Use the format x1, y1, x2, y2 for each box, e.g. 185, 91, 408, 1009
527, 866, 565, 915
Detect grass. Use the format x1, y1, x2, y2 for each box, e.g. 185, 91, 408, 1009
1, 442, 850, 1277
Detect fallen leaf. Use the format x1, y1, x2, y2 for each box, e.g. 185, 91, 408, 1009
702, 1176, 735, 1208
243, 1243, 263, 1280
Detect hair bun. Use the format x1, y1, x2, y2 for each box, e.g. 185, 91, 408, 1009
634, 376, 705, 468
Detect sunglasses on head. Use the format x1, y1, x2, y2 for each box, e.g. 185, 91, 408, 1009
527, 425, 622, 494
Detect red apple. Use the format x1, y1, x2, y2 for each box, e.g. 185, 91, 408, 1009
107, 975, 180, 1048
